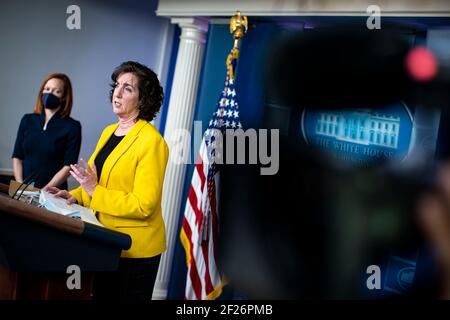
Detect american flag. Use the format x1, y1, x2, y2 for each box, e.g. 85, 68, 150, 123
180, 70, 242, 300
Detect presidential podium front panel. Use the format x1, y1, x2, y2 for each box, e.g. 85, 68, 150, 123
0, 183, 131, 300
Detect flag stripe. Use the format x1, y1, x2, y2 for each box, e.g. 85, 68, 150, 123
209, 177, 220, 270
201, 235, 214, 295
185, 195, 208, 298
182, 217, 202, 300
188, 183, 203, 226
195, 156, 206, 190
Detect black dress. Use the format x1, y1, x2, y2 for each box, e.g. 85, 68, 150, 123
94, 133, 124, 181
12, 112, 82, 189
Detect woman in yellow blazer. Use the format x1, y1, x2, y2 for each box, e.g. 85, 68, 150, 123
46, 61, 169, 300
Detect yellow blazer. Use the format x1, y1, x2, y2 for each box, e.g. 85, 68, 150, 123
70, 119, 169, 258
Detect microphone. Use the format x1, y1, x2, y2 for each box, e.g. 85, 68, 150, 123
11, 170, 40, 200
16, 177, 39, 201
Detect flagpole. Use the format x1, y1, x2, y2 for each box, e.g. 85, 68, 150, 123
227, 11, 248, 80
180, 11, 247, 300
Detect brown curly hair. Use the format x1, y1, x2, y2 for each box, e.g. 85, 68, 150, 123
110, 61, 164, 121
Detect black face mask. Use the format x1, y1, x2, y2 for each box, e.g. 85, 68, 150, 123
42, 93, 61, 109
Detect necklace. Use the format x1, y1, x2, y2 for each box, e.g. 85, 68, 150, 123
116, 116, 137, 135
118, 116, 137, 129
118, 121, 135, 130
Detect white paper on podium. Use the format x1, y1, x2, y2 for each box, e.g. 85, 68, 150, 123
39, 190, 103, 227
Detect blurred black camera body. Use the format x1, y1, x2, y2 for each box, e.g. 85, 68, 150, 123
219, 27, 449, 299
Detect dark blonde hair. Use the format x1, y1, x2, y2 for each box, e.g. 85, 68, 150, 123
34, 73, 73, 118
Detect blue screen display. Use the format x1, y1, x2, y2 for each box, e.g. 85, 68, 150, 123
300, 102, 423, 166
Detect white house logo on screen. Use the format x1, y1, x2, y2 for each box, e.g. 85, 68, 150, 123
315, 111, 400, 149
301, 102, 414, 165
396, 267, 416, 291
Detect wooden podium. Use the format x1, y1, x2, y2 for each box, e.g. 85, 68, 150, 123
0, 183, 131, 300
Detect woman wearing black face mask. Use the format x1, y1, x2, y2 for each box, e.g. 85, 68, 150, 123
11, 73, 82, 190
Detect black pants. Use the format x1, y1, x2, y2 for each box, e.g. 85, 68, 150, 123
93, 255, 161, 301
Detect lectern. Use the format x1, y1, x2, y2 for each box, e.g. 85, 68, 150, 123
0, 183, 131, 299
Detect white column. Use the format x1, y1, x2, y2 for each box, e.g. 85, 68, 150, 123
153, 17, 208, 300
